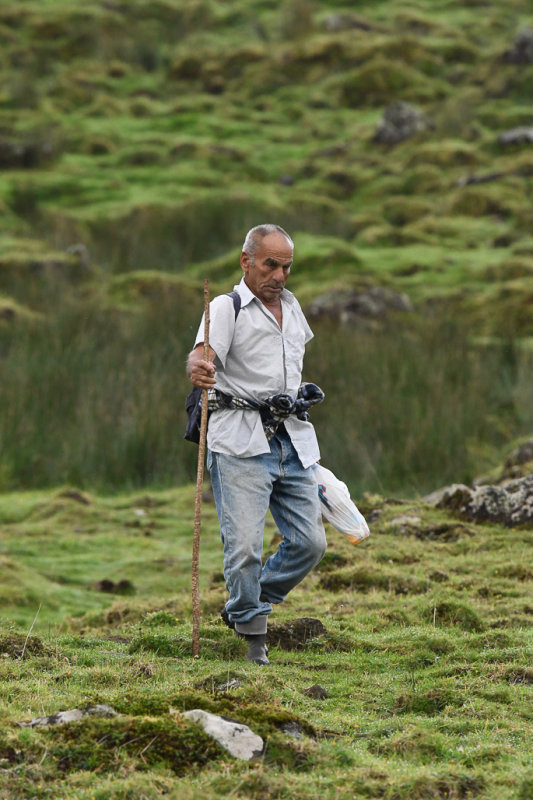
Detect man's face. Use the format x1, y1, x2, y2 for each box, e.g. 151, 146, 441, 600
240, 232, 293, 305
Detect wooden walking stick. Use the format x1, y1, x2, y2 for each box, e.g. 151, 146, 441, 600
192, 278, 210, 657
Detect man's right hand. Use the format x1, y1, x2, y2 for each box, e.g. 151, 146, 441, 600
187, 345, 217, 389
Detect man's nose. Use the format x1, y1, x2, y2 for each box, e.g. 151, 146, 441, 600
272, 265, 286, 283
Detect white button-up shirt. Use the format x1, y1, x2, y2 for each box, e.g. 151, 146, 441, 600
194, 277, 321, 468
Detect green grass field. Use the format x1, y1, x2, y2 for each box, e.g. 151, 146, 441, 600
0, 475, 532, 800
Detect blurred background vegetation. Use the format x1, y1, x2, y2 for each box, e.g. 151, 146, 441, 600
1, 0, 533, 496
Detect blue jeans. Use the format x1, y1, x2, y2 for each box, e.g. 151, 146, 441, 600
207, 428, 326, 632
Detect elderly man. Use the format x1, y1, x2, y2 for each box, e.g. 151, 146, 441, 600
187, 224, 326, 665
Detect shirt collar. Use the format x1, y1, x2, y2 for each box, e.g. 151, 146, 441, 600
235, 276, 295, 307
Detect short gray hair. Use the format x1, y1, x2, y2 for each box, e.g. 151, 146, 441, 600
242, 224, 293, 264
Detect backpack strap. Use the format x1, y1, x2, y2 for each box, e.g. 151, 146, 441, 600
226, 290, 241, 320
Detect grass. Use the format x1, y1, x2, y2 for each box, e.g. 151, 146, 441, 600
0, 479, 532, 799
1, 295, 531, 496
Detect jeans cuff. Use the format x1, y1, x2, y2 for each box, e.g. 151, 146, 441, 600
235, 615, 268, 635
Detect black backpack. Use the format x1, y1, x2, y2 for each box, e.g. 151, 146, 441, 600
184, 291, 241, 444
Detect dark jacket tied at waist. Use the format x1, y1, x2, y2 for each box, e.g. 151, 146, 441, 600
207, 382, 325, 440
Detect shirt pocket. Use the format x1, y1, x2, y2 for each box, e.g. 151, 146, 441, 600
284, 326, 306, 393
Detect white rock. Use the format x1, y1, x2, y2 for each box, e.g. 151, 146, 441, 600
182, 709, 263, 760
389, 515, 422, 527
19, 704, 117, 728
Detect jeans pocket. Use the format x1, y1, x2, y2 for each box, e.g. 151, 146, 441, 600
206, 448, 213, 471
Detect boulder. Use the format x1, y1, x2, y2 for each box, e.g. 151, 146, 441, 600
425, 476, 533, 527
306, 286, 413, 326
498, 127, 533, 147
182, 709, 263, 760
503, 28, 533, 64
373, 101, 434, 145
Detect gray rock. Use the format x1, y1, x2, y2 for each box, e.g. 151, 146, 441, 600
374, 101, 434, 146
280, 721, 304, 739
306, 286, 413, 325
389, 515, 422, 527
182, 709, 263, 760
19, 704, 118, 728
278, 174, 295, 186
216, 678, 242, 692
498, 127, 533, 147
505, 439, 533, 468
461, 485, 511, 524
66, 243, 91, 269
430, 476, 533, 527
456, 172, 505, 188
503, 28, 533, 64
422, 483, 471, 507
323, 14, 372, 33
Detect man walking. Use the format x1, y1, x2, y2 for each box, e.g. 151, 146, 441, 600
187, 224, 326, 665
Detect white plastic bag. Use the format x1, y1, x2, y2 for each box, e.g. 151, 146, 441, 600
313, 464, 370, 545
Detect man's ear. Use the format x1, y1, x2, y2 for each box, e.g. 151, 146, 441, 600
240, 251, 250, 273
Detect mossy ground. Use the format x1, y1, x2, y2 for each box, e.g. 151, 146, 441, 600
0, 480, 531, 799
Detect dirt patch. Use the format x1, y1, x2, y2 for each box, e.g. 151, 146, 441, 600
92, 579, 135, 594
303, 684, 328, 700
415, 523, 474, 542
496, 564, 533, 581
56, 488, 92, 505
320, 568, 428, 595
390, 771, 485, 799
0, 633, 52, 659
315, 552, 349, 572
430, 570, 449, 582
506, 668, 533, 684
267, 618, 327, 651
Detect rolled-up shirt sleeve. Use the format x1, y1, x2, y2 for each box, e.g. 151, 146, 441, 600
194, 295, 236, 369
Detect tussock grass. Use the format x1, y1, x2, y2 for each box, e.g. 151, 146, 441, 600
1, 293, 531, 495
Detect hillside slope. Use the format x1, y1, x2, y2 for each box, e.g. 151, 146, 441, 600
1, 0, 532, 332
